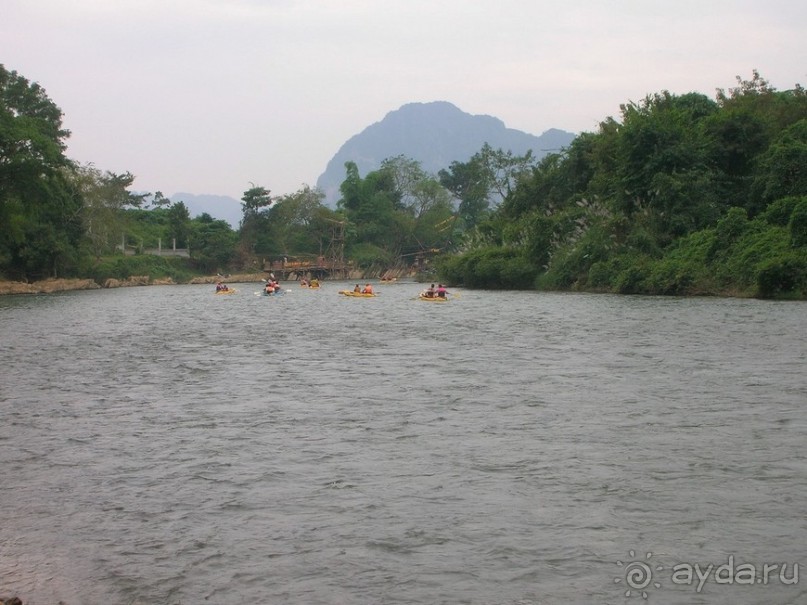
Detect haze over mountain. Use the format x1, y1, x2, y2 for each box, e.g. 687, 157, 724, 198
316, 101, 576, 205
169, 193, 243, 229
176, 101, 577, 222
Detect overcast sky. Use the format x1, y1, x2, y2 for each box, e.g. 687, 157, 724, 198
3, 0, 805, 201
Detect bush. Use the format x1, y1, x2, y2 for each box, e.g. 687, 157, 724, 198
756, 252, 807, 298
610, 252, 654, 294
719, 224, 790, 288
789, 198, 807, 247
709, 207, 749, 260
587, 260, 617, 289
645, 229, 714, 294
437, 247, 534, 289
499, 255, 538, 289
761, 196, 804, 226
83, 255, 196, 283
434, 253, 465, 285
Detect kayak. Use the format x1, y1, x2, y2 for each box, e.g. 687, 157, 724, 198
339, 290, 377, 297
257, 290, 284, 296
418, 294, 448, 302
300, 284, 321, 289
215, 288, 237, 295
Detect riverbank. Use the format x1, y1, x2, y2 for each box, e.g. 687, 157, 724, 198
0, 268, 430, 296
0, 273, 274, 296
0, 274, 269, 296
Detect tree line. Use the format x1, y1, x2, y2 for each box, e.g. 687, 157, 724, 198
2, 65, 805, 298
1, 64, 528, 283
438, 71, 807, 298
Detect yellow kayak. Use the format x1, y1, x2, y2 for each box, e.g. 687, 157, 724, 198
418, 293, 448, 302
339, 290, 377, 297
215, 288, 237, 295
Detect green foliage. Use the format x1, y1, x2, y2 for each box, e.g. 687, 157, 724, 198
789, 198, 807, 247
709, 207, 750, 260
440, 70, 807, 299
436, 246, 535, 289
537, 220, 614, 290
189, 214, 238, 273
348, 242, 394, 268
259, 185, 329, 256
83, 255, 195, 283
755, 252, 807, 298
750, 119, 807, 213
0, 65, 81, 279
439, 144, 537, 228
644, 230, 714, 295
239, 184, 272, 254
760, 196, 803, 226
3, 65, 806, 297
338, 158, 459, 262
613, 260, 652, 295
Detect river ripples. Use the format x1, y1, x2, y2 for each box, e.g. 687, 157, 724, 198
1, 283, 806, 604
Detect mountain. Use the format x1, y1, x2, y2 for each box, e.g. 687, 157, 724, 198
170, 193, 242, 229
316, 101, 576, 205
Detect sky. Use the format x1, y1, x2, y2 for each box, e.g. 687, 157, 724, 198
3, 0, 806, 203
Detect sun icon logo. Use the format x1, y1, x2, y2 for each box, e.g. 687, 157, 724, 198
615, 551, 663, 599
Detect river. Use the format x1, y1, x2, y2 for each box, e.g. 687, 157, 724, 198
1, 282, 805, 605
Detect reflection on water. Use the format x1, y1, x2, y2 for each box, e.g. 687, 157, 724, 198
1, 283, 806, 604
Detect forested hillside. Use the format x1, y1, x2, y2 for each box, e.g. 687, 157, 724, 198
3, 64, 804, 299
438, 72, 807, 298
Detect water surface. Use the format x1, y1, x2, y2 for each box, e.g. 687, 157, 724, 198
1, 283, 805, 604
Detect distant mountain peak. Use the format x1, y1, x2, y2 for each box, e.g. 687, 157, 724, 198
316, 101, 575, 205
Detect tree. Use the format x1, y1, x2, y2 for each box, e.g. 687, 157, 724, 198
149, 191, 172, 209
239, 183, 272, 257
478, 143, 536, 200
189, 214, 238, 273
262, 185, 329, 255
0, 65, 82, 279
439, 144, 536, 230
72, 164, 144, 258
167, 201, 191, 248
337, 161, 403, 254
439, 156, 488, 228
337, 158, 454, 260
750, 119, 807, 213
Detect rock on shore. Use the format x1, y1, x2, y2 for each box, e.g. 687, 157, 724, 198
0, 278, 101, 296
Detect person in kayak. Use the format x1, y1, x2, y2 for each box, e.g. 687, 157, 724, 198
353, 284, 362, 293
424, 284, 436, 298
436, 284, 447, 298
362, 283, 374, 294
